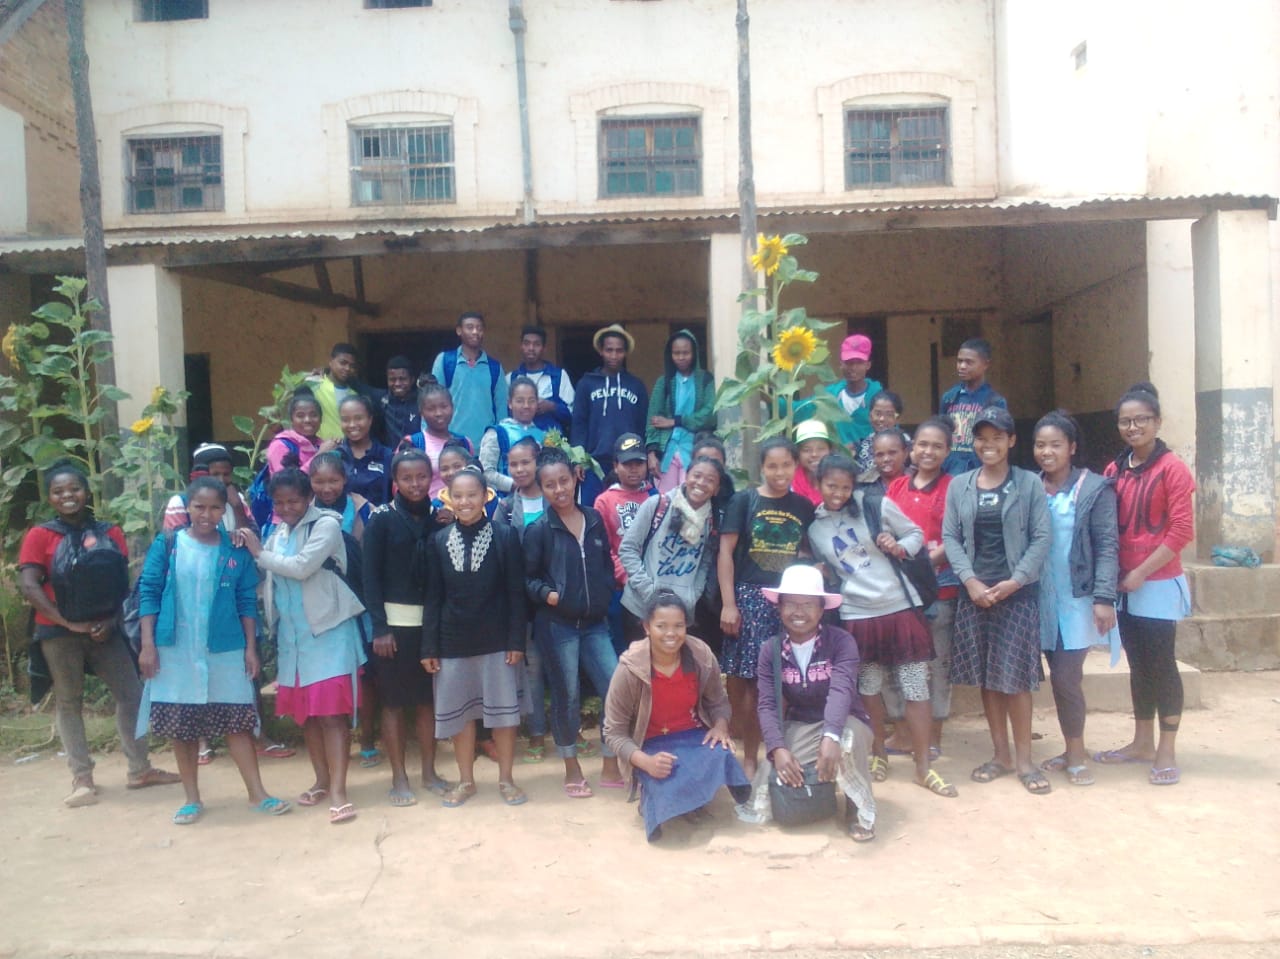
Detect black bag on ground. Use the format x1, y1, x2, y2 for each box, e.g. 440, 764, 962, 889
41, 518, 130, 622
768, 762, 838, 826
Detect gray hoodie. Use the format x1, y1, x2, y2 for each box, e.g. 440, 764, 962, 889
808, 492, 924, 620
618, 493, 717, 619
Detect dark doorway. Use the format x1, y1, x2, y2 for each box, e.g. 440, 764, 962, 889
558, 324, 607, 384
183, 353, 214, 448
363, 330, 458, 389
845, 316, 888, 388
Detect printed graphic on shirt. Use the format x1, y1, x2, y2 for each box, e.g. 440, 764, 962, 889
748, 508, 808, 572
589, 384, 641, 407
655, 529, 702, 579
978, 489, 1000, 508
614, 499, 642, 533
948, 404, 983, 453
828, 521, 872, 576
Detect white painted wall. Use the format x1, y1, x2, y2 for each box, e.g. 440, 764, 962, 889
0, 104, 27, 233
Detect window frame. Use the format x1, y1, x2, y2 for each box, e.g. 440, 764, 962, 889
843, 105, 949, 190
348, 122, 456, 207
597, 114, 702, 199
125, 133, 224, 215
134, 0, 208, 22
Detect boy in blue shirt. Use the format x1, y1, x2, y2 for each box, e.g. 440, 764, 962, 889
939, 338, 1008, 474
430, 311, 507, 450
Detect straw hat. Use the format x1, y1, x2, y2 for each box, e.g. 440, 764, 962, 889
761, 564, 842, 610
592, 323, 635, 352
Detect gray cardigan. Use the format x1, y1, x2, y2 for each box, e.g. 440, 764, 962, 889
1054, 468, 1120, 606
942, 466, 1051, 587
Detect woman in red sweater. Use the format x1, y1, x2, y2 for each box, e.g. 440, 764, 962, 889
1094, 383, 1194, 786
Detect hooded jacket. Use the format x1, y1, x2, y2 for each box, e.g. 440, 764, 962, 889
618, 492, 718, 619
523, 506, 616, 625
1049, 467, 1120, 605
571, 367, 648, 461
1103, 440, 1195, 580
645, 330, 717, 455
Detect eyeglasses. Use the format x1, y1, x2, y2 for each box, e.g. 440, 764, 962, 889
1118, 415, 1155, 430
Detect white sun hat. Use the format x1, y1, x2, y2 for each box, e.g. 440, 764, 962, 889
761, 564, 842, 610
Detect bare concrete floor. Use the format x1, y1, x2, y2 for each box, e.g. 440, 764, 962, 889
2, 671, 1277, 959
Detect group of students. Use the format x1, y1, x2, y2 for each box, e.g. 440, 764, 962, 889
16, 322, 1195, 842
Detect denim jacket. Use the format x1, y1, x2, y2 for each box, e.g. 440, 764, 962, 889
137, 530, 259, 652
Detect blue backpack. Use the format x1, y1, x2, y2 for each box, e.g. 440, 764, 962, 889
441, 349, 502, 421
248, 437, 298, 530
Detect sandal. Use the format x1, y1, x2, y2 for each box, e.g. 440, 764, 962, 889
1019, 770, 1053, 794
563, 779, 593, 799
329, 802, 358, 824
848, 824, 876, 843
358, 748, 382, 768
1149, 766, 1181, 786
498, 782, 528, 806
256, 743, 295, 759
970, 760, 1015, 783
575, 737, 599, 759
521, 744, 546, 764
422, 776, 450, 797
297, 787, 328, 807
63, 776, 98, 808
172, 802, 204, 825
126, 767, 182, 789
598, 778, 626, 789
1066, 764, 1095, 786
254, 796, 292, 816
867, 755, 888, 782
442, 782, 478, 807
1092, 748, 1149, 765
197, 748, 215, 766
918, 768, 958, 798
1040, 754, 1068, 773
388, 788, 418, 807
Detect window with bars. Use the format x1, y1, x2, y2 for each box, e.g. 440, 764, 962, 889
364, 0, 431, 7
599, 116, 701, 198
350, 125, 454, 206
127, 135, 223, 213
844, 106, 948, 189
135, 0, 208, 21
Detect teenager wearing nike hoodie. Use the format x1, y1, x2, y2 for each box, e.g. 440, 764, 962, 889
572, 325, 648, 506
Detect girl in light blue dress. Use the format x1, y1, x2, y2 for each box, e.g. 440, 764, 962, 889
138, 477, 290, 825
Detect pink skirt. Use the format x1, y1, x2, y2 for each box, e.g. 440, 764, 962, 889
276, 674, 357, 724
843, 609, 934, 667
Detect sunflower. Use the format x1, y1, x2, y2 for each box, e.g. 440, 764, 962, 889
2, 326, 20, 368
772, 327, 818, 372
750, 234, 788, 276
150, 385, 167, 406
130, 417, 155, 436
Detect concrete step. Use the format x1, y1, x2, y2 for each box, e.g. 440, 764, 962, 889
949, 647, 1201, 715
1176, 563, 1280, 670
1184, 562, 1280, 617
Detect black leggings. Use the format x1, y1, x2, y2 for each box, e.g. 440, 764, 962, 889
1044, 644, 1089, 739
1118, 611, 1183, 724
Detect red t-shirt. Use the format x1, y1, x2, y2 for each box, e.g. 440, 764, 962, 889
18, 523, 128, 625
886, 472, 958, 600
644, 666, 702, 742
592, 484, 655, 585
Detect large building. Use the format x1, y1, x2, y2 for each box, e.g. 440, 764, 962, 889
1, 0, 1277, 561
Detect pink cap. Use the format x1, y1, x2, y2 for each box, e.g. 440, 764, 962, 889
840, 334, 872, 362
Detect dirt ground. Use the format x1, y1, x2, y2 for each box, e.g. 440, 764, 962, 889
1, 671, 1278, 959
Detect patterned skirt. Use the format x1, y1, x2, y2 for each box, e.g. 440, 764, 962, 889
951, 589, 1043, 694
150, 702, 258, 741
719, 582, 781, 680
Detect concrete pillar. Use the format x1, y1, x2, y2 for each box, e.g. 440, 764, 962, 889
707, 231, 746, 471
1145, 220, 1197, 465
0, 105, 26, 234
106, 264, 186, 428
1191, 209, 1276, 558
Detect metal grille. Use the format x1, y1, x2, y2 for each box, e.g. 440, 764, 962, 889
599, 116, 701, 197
845, 107, 948, 188
135, 0, 208, 21
350, 125, 454, 206
127, 136, 223, 213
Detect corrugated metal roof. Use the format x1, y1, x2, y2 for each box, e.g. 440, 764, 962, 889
1, 193, 1273, 260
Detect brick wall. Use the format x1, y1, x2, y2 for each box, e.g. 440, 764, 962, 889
0, 0, 80, 235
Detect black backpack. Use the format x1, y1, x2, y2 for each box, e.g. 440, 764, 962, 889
860, 491, 939, 610
324, 529, 366, 606
41, 518, 131, 622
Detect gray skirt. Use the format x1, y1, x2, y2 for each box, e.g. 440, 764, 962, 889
433, 650, 522, 739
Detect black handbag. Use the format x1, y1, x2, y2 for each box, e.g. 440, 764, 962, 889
766, 634, 838, 827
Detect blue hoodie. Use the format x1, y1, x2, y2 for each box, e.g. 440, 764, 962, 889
571, 367, 648, 462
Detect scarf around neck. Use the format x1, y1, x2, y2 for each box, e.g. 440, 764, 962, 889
669, 486, 712, 546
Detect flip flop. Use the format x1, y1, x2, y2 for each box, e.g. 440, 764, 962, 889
918, 768, 958, 798
1040, 754, 1069, 773
598, 778, 626, 790
1019, 770, 1053, 795
297, 787, 328, 806
254, 796, 292, 816
564, 779, 593, 799
329, 803, 357, 824
971, 760, 1015, 783
498, 782, 528, 806
172, 802, 203, 825
521, 744, 546, 764
1066, 764, 1096, 786
422, 776, 451, 797
1092, 749, 1149, 765
442, 782, 478, 807
1149, 766, 1181, 786
358, 748, 382, 768
197, 749, 215, 766
256, 744, 296, 759
575, 738, 599, 759
884, 746, 912, 756
388, 789, 418, 807
868, 755, 889, 782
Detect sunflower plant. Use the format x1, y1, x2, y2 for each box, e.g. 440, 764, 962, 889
713, 233, 848, 442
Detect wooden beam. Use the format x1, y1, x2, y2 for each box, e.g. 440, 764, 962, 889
352, 256, 366, 302
175, 264, 380, 316
313, 260, 333, 294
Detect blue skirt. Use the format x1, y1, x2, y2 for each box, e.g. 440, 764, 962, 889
633, 727, 752, 842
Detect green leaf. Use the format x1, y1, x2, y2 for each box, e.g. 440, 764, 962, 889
32, 301, 72, 323
805, 317, 843, 331
3, 465, 32, 485
228, 415, 254, 437
77, 330, 114, 347
780, 234, 809, 248
736, 288, 767, 301
99, 385, 131, 402
790, 270, 819, 284
758, 418, 790, 440
779, 308, 808, 331
808, 344, 830, 364
735, 352, 757, 380
26, 321, 49, 339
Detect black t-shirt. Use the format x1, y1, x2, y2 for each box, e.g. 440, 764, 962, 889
972, 479, 1012, 583
722, 489, 815, 587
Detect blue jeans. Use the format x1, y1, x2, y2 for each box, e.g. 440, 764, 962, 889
521, 628, 549, 738
535, 614, 618, 759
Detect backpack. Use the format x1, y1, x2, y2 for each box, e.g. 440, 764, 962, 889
860, 492, 939, 610
311, 520, 371, 651
41, 518, 131, 622
248, 437, 299, 530
640, 494, 672, 557
441, 349, 502, 421
120, 531, 177, 665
